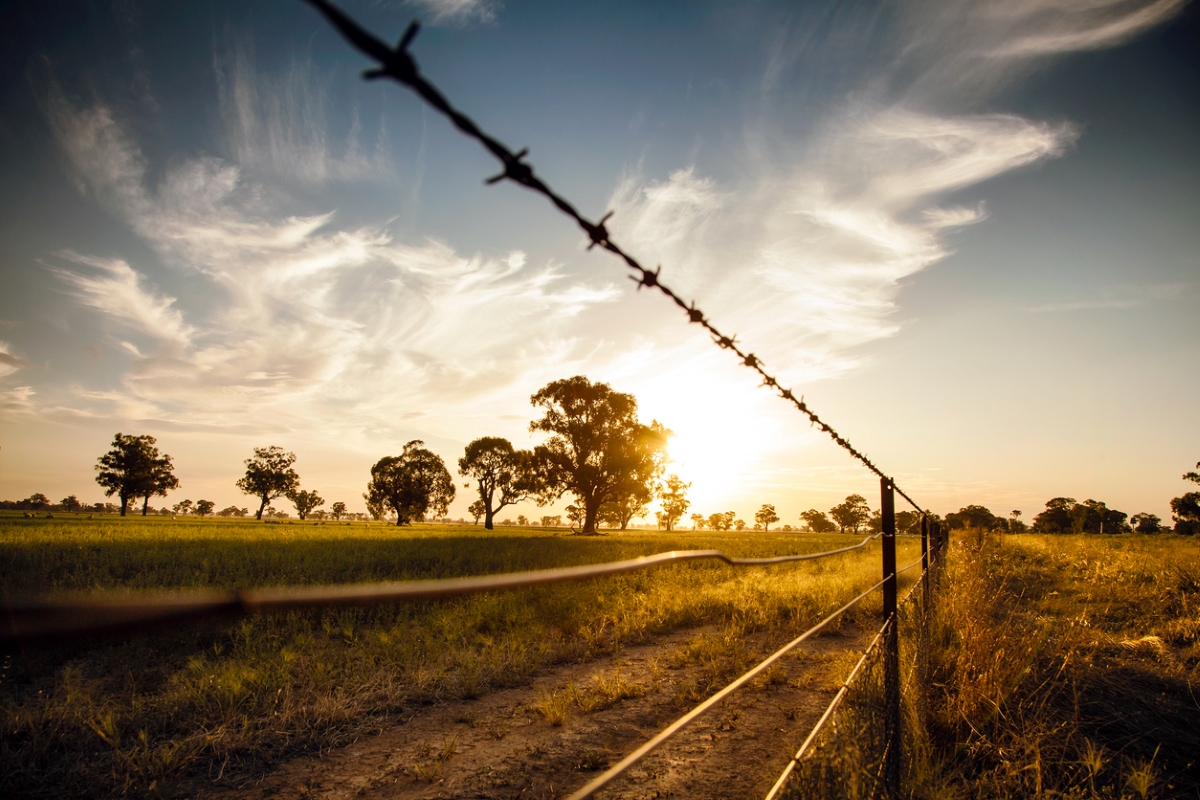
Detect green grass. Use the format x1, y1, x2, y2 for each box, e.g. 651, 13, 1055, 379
0, 514, 916, 798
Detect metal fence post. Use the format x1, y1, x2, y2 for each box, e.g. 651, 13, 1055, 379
881, 477, 900, 798
921, 512, 930, 596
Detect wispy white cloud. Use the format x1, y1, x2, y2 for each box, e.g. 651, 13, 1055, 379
213, 37, 391, 184
403, 0, 500, 25
989, 0, 1187, 58
889, 0, 1187, 101
0, 386, 35, 418
49, 252, 194, 349
0, 344, 34, 378
607, 108, 1078, 382
41, 99, 618, 443
1027, 282, 1189, 312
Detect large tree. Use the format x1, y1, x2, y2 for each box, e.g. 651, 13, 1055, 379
1068, 499, 1129, 534
528, 376, 668, 534
95, 433, 177, 517
364, 440, 455, 526
829, 494, 871, 534
287, 488, 325, 520
755, 504, 779, 532
1032, 497, 1075, 534
800, 509, 837, 533
1172, 462, 1200, 535
1130, 513, 1163, 534
458, 437, 536, 530
597, 420, 669, 530
944, 505, 1006, 531
236, 446, 300, 520
707, 511, 736, 532
139, 450, 180, 516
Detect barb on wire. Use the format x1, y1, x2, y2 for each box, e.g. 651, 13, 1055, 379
566, 576, 888, 799
300, 0, 922, 511
2, 537, 881, 643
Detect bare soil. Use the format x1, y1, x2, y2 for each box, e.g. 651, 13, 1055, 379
199, 624, 868, 800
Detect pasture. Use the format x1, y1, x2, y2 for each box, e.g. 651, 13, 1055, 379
0, 514, 916, 798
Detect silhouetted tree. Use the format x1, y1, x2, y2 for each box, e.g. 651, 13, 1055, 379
194, 499, 215, 517
829, 494, 871, 534
60, 495, 82, 513
459, 437, 536, 530
1069, 499, 1128, 534
707, 511, 735, 531
236, 446, 300, 520
657, 474, 690, 532
331, 501, 347, 520
27, 493, 49, 510
287, 488, 325, 520
895, 510, 921, 536
95, 434, 175, 516
1172, 462, 1200, 535
1130, 513, 1163, 533
364, 441, 455, 526
755, 504, 779, 532
1032, 497, 1076, 534
800, 509, 837, 533
528, 376, 668, 534
173, 499, 194, 515
945, 505, 1006, 531
138, 450, 179, 517
468, 499, 485, 525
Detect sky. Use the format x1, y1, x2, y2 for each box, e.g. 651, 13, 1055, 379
0, 0, 1196, 524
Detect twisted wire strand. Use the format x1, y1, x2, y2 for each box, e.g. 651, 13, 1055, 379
300, 0, 923, 512
1, 536, 883, 643
763, 562, 925, 800
566, 575, 890, 800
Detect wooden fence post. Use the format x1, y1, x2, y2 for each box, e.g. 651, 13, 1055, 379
881, 477, 900, 798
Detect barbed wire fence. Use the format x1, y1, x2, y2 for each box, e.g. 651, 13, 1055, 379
1, 2, 957, 797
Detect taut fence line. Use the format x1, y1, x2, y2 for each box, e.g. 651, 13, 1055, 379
1, 2, 955, 797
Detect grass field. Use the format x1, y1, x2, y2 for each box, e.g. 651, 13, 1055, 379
788, 531, 1200, 800
0, 514, 916, 798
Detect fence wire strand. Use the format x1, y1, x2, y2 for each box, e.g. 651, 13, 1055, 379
300, 0, 924, 512
1, 536, 884, 642
763, 562, 926, 800
567, 575, 890, 800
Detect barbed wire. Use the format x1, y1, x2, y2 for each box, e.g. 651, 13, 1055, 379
300, 0, 923, 513
1, 535, 886, 643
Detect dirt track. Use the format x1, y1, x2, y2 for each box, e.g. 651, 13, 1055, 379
200, 624, 867, 800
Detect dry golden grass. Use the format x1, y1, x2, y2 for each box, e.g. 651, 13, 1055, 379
787, 532, 1200, 800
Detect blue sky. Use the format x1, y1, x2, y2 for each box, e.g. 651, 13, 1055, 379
0, 0, 1196, 524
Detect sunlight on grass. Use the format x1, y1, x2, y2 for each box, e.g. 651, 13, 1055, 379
0, 514, 912, 797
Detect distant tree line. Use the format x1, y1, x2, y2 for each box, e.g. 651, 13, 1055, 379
10, 396, 1199, 538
